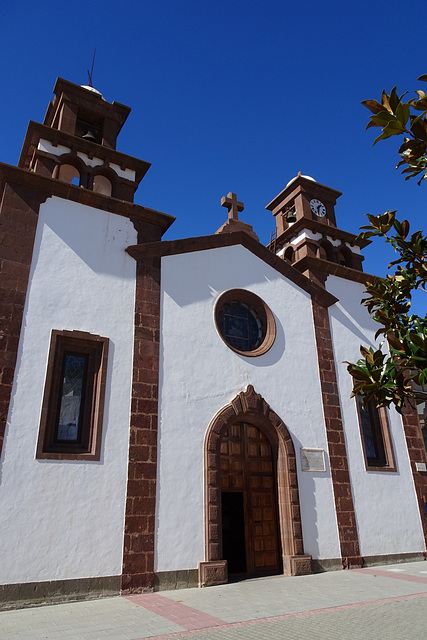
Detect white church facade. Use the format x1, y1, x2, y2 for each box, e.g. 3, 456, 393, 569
1, 79, 426, 608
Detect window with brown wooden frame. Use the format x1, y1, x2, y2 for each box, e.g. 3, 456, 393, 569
356, 395, 396, 472
36, 330, 109, 460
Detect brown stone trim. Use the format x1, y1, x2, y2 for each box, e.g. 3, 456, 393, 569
0, 164, 171, 465
19, 121, 149, 180
273, 216, 370, 250
204, 385, 311, 577
20, 122, 151, 203
0, 182, 47, 461
0, 575, 120, 611
400, 402, 427, 547
266, 174, 342, 213
48, 152, 137, 202
127, 232, 338, 309
311, 299, 363, 568
355, 398, 396, 472
47, 78, 130, 148
121, 255, 161, 594
296, 254, 376, 285
216, 217, 259, 240
0, 163, 175, 235
36, 330, 109, 461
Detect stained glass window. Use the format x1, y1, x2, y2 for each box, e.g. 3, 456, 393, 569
37, 330, 108, 460
356, 395, 386, 466
217, 301, 263, 352
56, 353, 88, 442
214, 289, 275, 357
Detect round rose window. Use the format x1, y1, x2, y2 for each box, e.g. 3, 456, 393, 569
214, 289, 276, 357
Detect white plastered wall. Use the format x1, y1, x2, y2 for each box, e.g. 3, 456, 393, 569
327, 274, 425, 556
156, 245, 341, 572
0, 196, 137, 584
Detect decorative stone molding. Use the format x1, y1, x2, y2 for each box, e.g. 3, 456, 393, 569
204, 385, 311, 578
198, 561, 228, 588
283, 555, 313, 576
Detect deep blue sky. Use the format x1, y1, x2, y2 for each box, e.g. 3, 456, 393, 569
2, 1, 426, 304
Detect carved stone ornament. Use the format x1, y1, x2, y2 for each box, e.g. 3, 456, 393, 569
198, 560, 228, 588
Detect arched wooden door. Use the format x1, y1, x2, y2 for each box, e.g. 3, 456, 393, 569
220, 422, 281, 577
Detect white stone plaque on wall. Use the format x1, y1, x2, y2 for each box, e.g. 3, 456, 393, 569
300, 448, 326, 472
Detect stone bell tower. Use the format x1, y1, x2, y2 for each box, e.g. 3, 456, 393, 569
266, 173, 369, 285
18, 78, 150, 202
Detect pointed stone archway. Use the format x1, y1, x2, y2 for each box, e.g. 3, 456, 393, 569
199, 385, 312, 587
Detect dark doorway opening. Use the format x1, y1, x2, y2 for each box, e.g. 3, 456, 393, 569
220, 423, 281, 578
221, 491, 247, 574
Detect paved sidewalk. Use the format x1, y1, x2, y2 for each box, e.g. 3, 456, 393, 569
1, 561, 427, 639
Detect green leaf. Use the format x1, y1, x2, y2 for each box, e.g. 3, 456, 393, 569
417, 74, 427, 82
383, 120, 405, 135
389, 86, 400, 112
396, 102, 410, 127
373, 131, 397, 145
370, 111, 396, 125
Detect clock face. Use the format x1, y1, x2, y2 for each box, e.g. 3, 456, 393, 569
310, 199, 326, 218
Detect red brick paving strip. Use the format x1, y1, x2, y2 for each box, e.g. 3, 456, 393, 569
125, 594, 227, 630
130, 591, 427, 640
355, 568, 427, 584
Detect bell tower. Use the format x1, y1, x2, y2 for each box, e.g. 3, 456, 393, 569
266, 173, 369, 284
18, 78, 150, 202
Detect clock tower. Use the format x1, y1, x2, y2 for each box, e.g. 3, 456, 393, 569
266, 173, 369, 285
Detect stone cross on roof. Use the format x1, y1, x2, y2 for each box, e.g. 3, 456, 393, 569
221, 192, 244, 221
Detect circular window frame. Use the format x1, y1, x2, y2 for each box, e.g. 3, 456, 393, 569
214, 289, 276, 357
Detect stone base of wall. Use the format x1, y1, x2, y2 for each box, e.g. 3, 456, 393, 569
312, 551, 426, 574
154, 569, 198, 591
342, 556, 364, 569
312, 557, 343, 573
0, 576, 120, 611
3, 552, 425, 609
363, 551, 426, 567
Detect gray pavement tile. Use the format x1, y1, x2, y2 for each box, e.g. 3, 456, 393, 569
157, 564, 427, 623
157, 597, 427, 640
1, 561, 427, 639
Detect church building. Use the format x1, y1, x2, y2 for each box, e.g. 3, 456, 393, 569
1, 78, 426, 608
